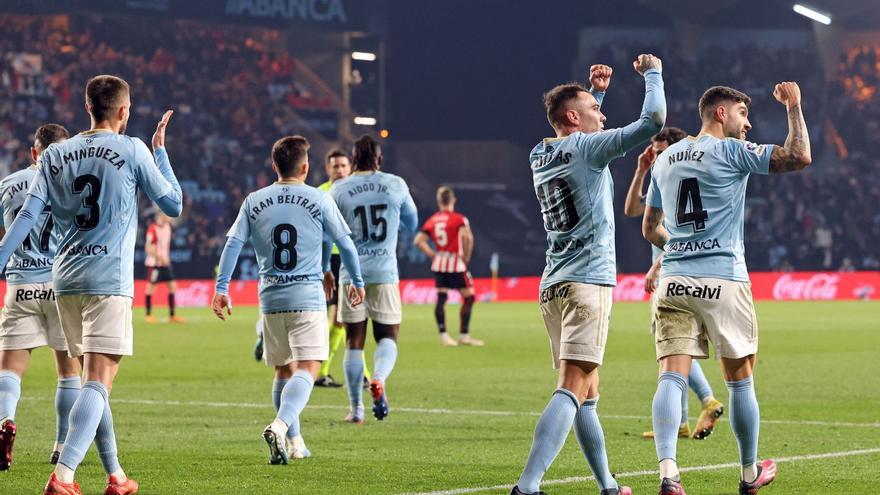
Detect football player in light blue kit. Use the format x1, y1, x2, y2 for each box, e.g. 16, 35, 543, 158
0, 124, 82, 471
330, 136, 418, 423
212, 135, 365, 464
0, 75, 183, 495
643, 83, 811, 495
622, 127, 725, 441
511, 55, 665, 495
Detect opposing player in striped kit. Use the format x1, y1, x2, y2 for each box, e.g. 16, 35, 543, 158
414, 186, 482, 346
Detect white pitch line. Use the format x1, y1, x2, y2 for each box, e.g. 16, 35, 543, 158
398, 447, 880, 495
21, 397, 880, 429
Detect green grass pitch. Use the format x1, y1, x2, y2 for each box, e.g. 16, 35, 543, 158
2, 301, 879, 494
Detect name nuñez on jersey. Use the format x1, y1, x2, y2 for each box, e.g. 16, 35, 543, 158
667, 238, 721, 253
346, 182, 388, 197
15, 287, 55, 302
667, 149, 705, 165
61, 244, 109, 256
666, 282, 722, 299
249, 194, 321, 221
51, 146, 127, 174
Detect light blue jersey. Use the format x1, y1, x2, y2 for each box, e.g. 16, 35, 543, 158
647, 135, 772, 282
28, 130, 181, 296
532, 70, 665, 290
227, 183, 352, 313
330, 171, 418, 285
0, 166, 58, 284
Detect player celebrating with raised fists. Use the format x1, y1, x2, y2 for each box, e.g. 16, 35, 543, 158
212, 136, 365, 464
642, 83, 810, 495
511, 56, 665, 495
330, 135, 418, 423
0, 75, 183, 495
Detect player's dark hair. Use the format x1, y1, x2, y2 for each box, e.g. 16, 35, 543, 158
652, 127, 688, 146
33, 124, 69, 150
698, 86, 751, 121
85, 75, 130, 122
437, 186, 455, 206
352, 135, 381, 171
544, 83, 589, 128
326, 149, 349, 164
272, 135, 310, 177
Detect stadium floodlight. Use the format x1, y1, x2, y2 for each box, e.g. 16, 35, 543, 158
354, 116, 377, 126
793, 4, 831, 25
352, 51, 377, 61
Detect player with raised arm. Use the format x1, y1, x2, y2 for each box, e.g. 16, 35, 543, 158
511, 56, 665, 495
0, 75, 183, 495
212, 136, 365, 464
642, 83, 810, 495
0, 124, 82, 471
330, 135, 418, 423
143, 212, 183, 323
623, 128, 725, 441
414, 186, 482, 347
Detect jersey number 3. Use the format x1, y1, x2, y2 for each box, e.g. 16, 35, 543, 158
72, 174, 101, 231
676, 177, 709, 232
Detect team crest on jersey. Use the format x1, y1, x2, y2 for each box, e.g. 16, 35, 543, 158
744, 141, 758, 152
545, 145, 554, 153
85, 137, 94, 145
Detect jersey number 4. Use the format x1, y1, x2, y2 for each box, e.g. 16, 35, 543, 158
676, 177, 709, 232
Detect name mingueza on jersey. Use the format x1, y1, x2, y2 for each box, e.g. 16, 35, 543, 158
4, 180, 29, 201
666, 148, 705, 165
249, 194, 321, 221
262, 273, 319, 285
10, 257, 52, 269
49, 146, 127, 175
15, 287, 55, 302
345, 182, 389, 197
666, 282, 722, 300
667, 238, 721, 253
61, 244, 109, 256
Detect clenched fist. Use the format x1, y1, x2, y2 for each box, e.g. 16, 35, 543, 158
633, 54, 662, 75
773, 82, 801, 107
589, 64, 613, 92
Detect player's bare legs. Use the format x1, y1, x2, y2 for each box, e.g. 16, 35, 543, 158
515, 359, 626, 495
456, 287, 482, 346
50, 351, 82, 465
0, 349, 30, 470
343, 321, 369, 423
264, 360, 320, 464
369, 322, 398, 420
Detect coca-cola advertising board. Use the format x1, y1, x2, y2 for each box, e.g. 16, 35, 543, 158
0, 272, 876, 307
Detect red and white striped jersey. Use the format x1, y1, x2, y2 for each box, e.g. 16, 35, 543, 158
145, 222, 172, 267
421, 211, 470, 273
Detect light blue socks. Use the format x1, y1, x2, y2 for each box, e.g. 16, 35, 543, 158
574, 396, 618, 491
373, 338, 398, 384
55, 376, 81, 445
276, 370, 315, 438
58, 381, 108, 471
344, 349, 365, 409
516, 389, 579, 493
652, 372, 687, 465
727, 376, 760, 468
0, 371, 21, 422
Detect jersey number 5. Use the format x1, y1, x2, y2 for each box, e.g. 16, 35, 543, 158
676, 177, 709, 232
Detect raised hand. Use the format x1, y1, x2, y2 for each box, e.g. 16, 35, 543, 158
152, 110, 173, 151
773, 82, 801, 107
212, 293, 232, 321
633, 54, 662, 75
589, 64, 613, 92
637, 144, 656, 173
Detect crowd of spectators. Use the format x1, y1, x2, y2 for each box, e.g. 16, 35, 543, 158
1, 13, 879, 275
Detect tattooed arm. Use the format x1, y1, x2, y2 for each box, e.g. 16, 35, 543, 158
769, 82, 812, 173
642, 205, 668, 250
